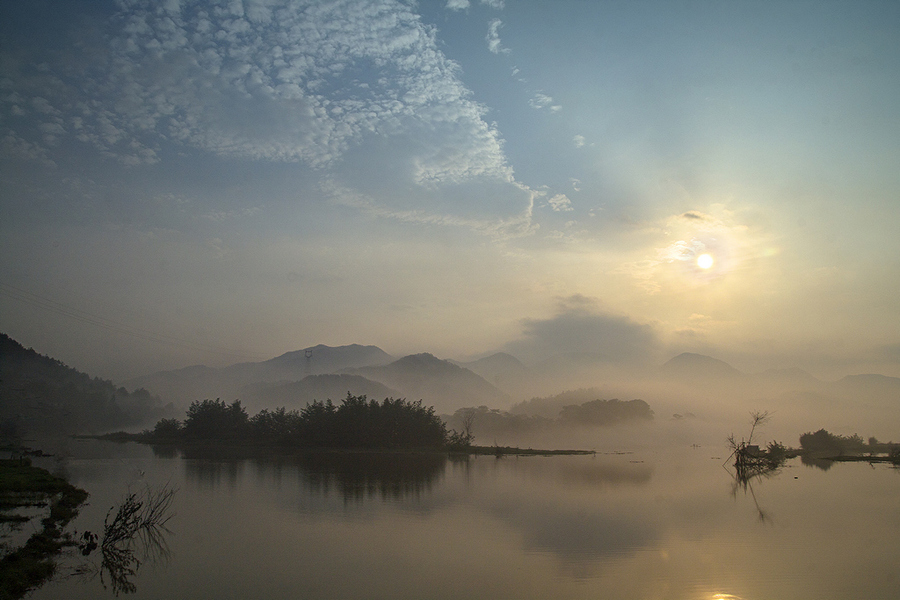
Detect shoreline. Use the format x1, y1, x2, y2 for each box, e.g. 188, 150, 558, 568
78, 433, 596, 457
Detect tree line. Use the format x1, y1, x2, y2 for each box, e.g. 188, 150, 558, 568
444, 397, 654, 442
798, 428, 898, 455
144, 394, 471, 450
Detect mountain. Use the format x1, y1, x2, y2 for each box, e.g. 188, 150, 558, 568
659, 352, 744, 381
225, 344, 394, 383
349, 353, 508, 414
0, 333, 174, 437
452, 352, 530, 392
122, 344, 394, 407
240, 374, 398, 412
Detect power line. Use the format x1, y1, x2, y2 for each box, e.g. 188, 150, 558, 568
0, 281, 269, 361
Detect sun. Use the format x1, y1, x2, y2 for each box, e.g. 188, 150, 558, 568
697, 253, 714, 269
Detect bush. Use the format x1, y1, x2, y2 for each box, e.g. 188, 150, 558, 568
558, 398, 654, 426
152, 418, 182, 439
799, 429, 865, 454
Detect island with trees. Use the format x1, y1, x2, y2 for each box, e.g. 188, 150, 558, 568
105, 394, 594, 456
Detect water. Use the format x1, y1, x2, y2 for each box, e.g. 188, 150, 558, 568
26, 434, 900, 600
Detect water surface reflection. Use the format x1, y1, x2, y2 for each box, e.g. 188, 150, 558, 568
25, 440, 900, 600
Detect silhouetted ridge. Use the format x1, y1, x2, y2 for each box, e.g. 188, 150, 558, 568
351, 353, 507, 413
122, 343, 395, 407
660, 352, 742, 379
243, 374, 398, 409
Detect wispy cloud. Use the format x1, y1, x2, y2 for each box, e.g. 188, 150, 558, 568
486, 19, 510, 55
322, 179, 537, 242
529, 93, 561, 113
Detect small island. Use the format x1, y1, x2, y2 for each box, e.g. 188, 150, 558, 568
728, 414, 900, 482
98, 394, 594, 457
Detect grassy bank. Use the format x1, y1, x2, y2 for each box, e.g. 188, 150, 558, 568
0, 459, 88, 600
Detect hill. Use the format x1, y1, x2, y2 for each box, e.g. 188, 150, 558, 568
660, 352, 743, 381
0, 333, 174, 438
350, 353, 508, 414
453, 352, 531, 392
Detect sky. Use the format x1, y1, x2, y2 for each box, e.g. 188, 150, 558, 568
2, 0, 900, 383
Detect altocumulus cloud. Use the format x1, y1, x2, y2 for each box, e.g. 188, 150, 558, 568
1, 0, 536, 237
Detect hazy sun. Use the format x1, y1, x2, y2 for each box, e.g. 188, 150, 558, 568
697, 253, 714, 269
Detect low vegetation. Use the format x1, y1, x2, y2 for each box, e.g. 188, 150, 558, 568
727, 411, 788, 483
74, 484, 176, 596
799, 429, 866, 454
798, 428, 899, 464
0, 459, 89, 600
446, 396, 654, 443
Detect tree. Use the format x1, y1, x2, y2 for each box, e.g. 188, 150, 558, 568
183, 399, 248, 440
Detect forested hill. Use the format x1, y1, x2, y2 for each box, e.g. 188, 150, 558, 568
0, 333, 175, 438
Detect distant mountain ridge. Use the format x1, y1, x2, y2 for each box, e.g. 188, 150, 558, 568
240, 374, 398, 412
123, 347, 505, 414
4, 331, 899, 435
124, 343, 394, 404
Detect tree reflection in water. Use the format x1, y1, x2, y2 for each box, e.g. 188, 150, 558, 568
291, 451, 447, 502
173, 445, 448, 503
729, 465, 778, 523
75, 484, 175, 596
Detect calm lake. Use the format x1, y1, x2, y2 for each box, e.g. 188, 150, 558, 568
27, 429, 900, 600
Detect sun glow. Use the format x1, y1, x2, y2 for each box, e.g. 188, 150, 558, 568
697, 253, 714, 269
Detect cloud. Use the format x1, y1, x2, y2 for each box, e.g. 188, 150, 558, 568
677, 211, 717, 223
3, 0, 512, 176
529, 93, 561, 113
447, 0, 503, 10
1, 0, 534, 235
547, 194, 573, 212
660, 238, 708, 263
504, 296, 659, 363
573, 135, 585, 148
321, 178, 538, 241
486, 19, 510, 55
